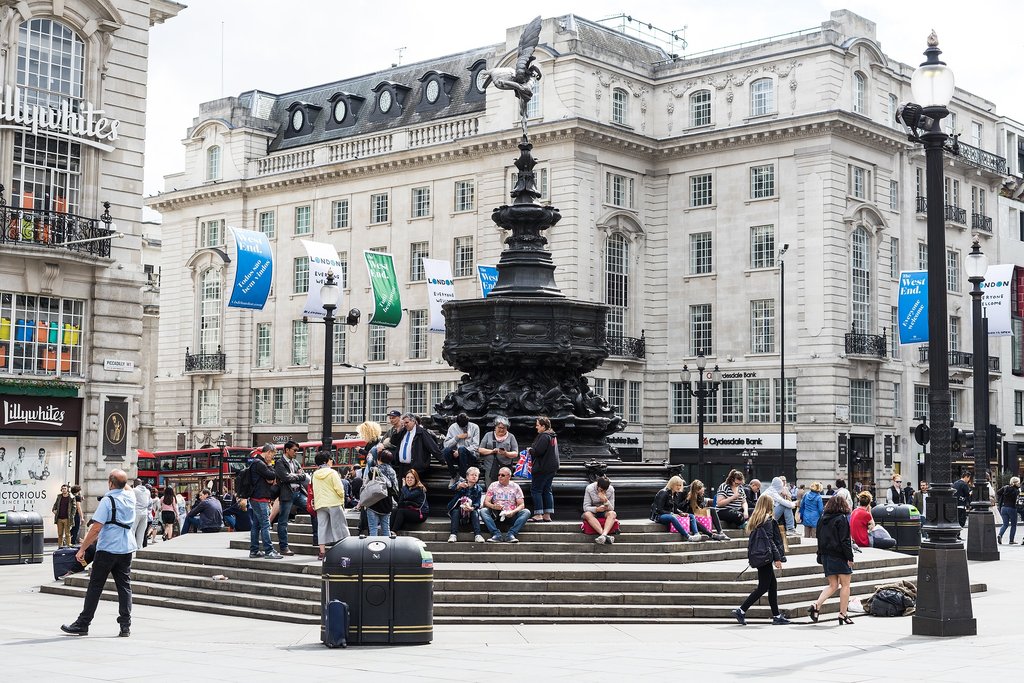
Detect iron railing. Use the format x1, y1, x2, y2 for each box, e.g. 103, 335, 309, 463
845, 330, 887, 358
971, 213, 993, 232
184, 346, 226, 373
916, 195, 927, 213
0, 185, 114, 257
607, 334, 646, 359
918, 348, 999, 371
955, 141, 1007, 176
945, 205, 967, 225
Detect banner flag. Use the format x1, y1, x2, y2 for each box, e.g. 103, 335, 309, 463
364, 250, 402, 327
898, 270, 928, 345
982, 264, 1014, 336
477, 264, 498, 298
301, 240, 344, 318
227, 227, 273, 310
422, 258, 455, 333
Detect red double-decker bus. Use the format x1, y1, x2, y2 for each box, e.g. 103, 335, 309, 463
251, 437, 368, 474
136, 446, 252, 492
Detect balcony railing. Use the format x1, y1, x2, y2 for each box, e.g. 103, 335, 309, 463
955, 141, 1007, 176
845, 330, 887, 358
607, 333, 646, 359
918, 348, 999, 371
916, 195, 927, 213
0, 187, 114, 258
185, 346, 226, 373
972, 213, 993, 232
945, 205, 967, 225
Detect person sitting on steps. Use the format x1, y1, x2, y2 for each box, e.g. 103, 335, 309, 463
582, 476, 618, 544
683, 479, 730, 541
480, 467, 530, 543
447, 466, 485, 543
849, 491, 897, 550
650, 476, 706, 542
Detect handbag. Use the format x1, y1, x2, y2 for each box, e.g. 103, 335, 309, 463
358, 469, 388, 507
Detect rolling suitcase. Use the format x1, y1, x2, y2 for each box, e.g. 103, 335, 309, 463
323, 599, 349, 648
52, 546, 82, 580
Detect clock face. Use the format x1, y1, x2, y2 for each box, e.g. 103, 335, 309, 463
333, 99, 347, 123
290, 109, 304, 131
379, 90, 393, 114
425, 79, 440, 104
475, 70, 488, 93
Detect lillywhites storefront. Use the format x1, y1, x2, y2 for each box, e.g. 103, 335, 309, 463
0, 394, 81, 538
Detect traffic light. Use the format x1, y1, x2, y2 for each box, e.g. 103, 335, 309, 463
951, 428, 974, 452
988, 424, 1004, 458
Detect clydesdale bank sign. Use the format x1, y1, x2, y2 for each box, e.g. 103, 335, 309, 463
0, 85, 121, 152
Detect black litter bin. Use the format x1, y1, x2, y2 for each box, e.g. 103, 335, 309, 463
871, 503, 921, 555
0, 511, 44, 564
321, 535, 433, 645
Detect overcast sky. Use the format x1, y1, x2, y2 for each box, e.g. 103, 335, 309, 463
144, 0, 1024, 199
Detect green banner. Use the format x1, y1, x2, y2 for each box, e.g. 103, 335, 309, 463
364, 250, 403, 327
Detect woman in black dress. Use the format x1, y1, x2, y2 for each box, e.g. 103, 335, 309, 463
808, 494, 855, 624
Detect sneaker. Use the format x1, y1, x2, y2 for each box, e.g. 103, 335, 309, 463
607, 535, 615, 544
264, 551, 283, 559
118, 625, 130, 637
248, 550, 262, 558
281, 548, 295, 556
473, 534, 485, 543
731, 608, 746, 626
507, 535, 519, 543
595, 535, 607, 544
713, 532, 731, 541
486, 535, 502, 543
772, 614, 792, 625
687, 534, 703, 542
60, 622, 89, 636
998, 536, 1003, 544
447, 534, 457, 543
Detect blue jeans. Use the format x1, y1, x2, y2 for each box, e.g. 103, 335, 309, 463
999, 506, 1018, 542
180, 516, 194, 535
531, 472, 555, 515
277, 495, 297, 550
365, 509, 391, 536
249, 501, 273, 553
442, 446, 478, 478
775, 504, 795, 531
480, 508, 530, 538
449, 507, 481, 535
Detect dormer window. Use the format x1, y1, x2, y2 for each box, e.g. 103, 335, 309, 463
326, 92, 364, 131
417, 71, 458, 112
290, 109, 304, 131
425, 80, 440, 103
466, 59, 487, 103
284, 101, 320, 138
369, 81, 411, 121
378, 90, 393, 114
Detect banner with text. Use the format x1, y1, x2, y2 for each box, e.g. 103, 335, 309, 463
982, 264, 1014, 336
423, 258, 455, 333
301, 240, 345, 318
364, 250, 402, 327
898, 270, 929, 344
228, 227, 274, 310
477, 264, 498, 298
0, 435, 72, 539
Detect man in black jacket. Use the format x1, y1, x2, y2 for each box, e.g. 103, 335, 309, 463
887, 474, 908, 504
392, 413, 441, 479
274, 441, 308, 556
248, 444, 282, 559
952, 471, 973, 532
184, 489, 223, 532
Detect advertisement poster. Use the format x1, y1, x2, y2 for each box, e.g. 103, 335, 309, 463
364, 250, 402, 327
422, 258, 455, 333
0, 436, 72, 538
301, 240, 345, 318
981, 264, 1014, 337
477, 264, 498, 298
227, 227, 274, 310
898, 270, 928, 345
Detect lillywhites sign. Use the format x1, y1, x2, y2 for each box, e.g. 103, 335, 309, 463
3, 400, 65, 427
0, 86, 120, 152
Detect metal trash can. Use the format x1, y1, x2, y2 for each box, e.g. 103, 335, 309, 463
0, 511, 44, 564
871, 503, 921, 556
321, 535, 433, 645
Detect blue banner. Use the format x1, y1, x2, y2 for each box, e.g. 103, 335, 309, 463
228, 227, 273, 310
477, 264, 498, 298
898, 270, 928, 344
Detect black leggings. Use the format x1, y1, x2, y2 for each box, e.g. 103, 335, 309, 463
391, 508, 424, 532
740, 563, 779, 615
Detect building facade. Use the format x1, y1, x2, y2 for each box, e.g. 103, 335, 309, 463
0, 0, 181, 533
149, 11, 1024, 494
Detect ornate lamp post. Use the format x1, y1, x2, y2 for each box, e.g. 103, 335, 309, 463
965, 238, 998, 561
320, 271, 340, 456
681, 355, 721, 484
340, 362, 368, 423
742, 447, 759, 480
778, 243, 789, 480
896, 32, 976, 636
215, 434, 227, 496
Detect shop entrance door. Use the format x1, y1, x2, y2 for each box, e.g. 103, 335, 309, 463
848, 435, 876, 500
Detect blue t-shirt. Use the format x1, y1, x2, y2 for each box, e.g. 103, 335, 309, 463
91, 488, 138, 554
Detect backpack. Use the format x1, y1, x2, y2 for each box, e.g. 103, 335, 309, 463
747, 523, 774, 568
234, 462, 256, 498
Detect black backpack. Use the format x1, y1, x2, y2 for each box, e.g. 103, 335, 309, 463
234, 462, 256, 498
747, 523, 774, 568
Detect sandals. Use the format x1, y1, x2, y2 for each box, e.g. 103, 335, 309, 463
808, 604, 820, 623
530, 515, 544, 522
837, 613, 854, 625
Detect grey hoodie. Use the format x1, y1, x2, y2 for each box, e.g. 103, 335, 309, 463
764, 476, 795, 509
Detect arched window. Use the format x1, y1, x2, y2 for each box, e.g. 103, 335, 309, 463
611, 88, 628, 125
199, 268, 222, 353
207, 145, 221, 180
853, 72, 867, 114
605, 234, 629, 339
750, 78, 774, 117
13, 19, 85, 213
690, 89, 711, 127
851, 227, 871, 334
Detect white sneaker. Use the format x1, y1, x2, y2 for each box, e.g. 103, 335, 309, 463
713, 532, 731, 541
473, 534, 485, 543
595, 535, 607, 544
447, 534, 457, 543
687, 534, 703, 542
607, 535, 615, 544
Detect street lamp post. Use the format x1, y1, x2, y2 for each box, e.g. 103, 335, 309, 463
778, 243, 789, 481
742, 447, 759, 480
320, 271, 340, 457
965, 238, 998, 561
341, 362, 368, 422
896, 32, 976, 636
215, 434, 227, 496
682, 355, 721, 485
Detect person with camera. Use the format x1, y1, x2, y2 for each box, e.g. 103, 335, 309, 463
716, 470, 749, 529
273, 440, 309, 556
248, 444, 282, 559
477, 416, 519, 488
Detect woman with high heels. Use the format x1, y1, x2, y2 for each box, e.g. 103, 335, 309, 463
808, 494, 855, 625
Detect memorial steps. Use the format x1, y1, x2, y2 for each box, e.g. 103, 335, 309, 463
40, 516, 983, 625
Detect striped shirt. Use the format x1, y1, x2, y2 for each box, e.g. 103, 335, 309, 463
716, 482, 746, 512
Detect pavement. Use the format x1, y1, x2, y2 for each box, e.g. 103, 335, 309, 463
1, 527, 1021, 680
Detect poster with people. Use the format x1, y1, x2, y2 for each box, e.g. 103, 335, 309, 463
0, 437, 71, 537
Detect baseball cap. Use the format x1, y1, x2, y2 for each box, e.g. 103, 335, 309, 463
387, 409, 402, 417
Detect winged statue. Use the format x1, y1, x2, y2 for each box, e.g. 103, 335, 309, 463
480, 15, 543, 136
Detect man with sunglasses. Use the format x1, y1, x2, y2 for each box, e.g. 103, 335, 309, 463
887, 474, 909, 505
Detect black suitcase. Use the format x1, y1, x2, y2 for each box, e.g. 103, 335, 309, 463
323, 599, 349, 648
53, 546, 81, 580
